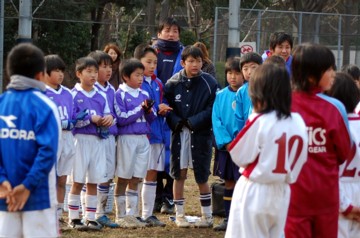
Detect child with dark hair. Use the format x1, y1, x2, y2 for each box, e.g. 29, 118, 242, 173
134, 43, 172, 227
103, 43, 123, 89
43, 54, 78, 228
235, 52, 262, 133
87, 50, 119, 228
68, 56, 113, 231
341, 64, 360, 88
285, 43, 353, 238
264, 55, 286, 68
262, 31, 293, 73
327, 72, 360, 238
164, 45, 218, 228
226, 64, 308, 238
0, 43, 61, 237
113, 58, 156, 228
212, 57, 243, 231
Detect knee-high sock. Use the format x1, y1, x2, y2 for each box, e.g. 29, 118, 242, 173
115, 195, 126, 219
224, 188, 234, 219
85, 194, 97, 221
67, 194, 80, 221
200, 193, 212, 217
126, 189, 138, 216
141, 181, 157, 219
96, 185, 109, 218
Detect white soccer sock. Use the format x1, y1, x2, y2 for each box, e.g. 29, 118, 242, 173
174, 199, 185, 217
67, 194, 80, 221
57, 203, 64, 220
200, 193, 212, 218
96, 185, 109, 218
141, 181, 157, 219
126, 189, 138, 216
80, 185, 86, 216
115, 196, 126, 219
85, 194, 97, 221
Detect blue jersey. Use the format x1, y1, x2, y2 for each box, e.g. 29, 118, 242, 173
212, 86, 239, 149
95, 82, 118, 135
0, 75, 60, 211
235, 82, 253, 131
71, 83, 110, 136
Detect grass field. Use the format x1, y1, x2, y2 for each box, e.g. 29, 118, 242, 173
61, 166, 226, 238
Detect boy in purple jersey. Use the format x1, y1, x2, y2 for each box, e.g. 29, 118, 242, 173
88, 50, 119, 228
67, 57, 114, 231
113, 58, 156, 228
43, 54, 78, 227
134, 43, 172, 227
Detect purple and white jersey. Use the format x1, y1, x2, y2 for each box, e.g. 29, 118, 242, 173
72, 83, 110, 135
45, 85, 74, 123
115, 83, 156, 135
95, 82, 117, 135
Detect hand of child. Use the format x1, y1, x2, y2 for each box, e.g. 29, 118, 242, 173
91, 115, 102, 125
99, 115, 113, 127
0, 181, 12, 199
7, 184, 30, 212
142, 99, 155, 114
344, 206, 360, 222
158, 103, 173, 116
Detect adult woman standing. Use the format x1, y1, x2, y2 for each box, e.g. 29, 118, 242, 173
193, 41, 216, 78
104, 43, 123, 89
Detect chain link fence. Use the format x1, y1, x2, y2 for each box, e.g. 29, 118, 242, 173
212, 8, 360, 68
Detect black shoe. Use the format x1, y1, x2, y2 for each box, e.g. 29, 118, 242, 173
160, 198, 174, 214
153, 200, 162, 213
213, 218, 228, 231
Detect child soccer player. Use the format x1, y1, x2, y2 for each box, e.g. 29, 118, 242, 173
226, 64, 308, 238
0, 43, 60, 237
43, 54, 78, 227
212, 57, 243, 231
262, 31, 293, 74
326, 72, 360, 238
340, 64, 360, 115
114, 58, 156, 228
134, 43, 172, 227
67, 56, 114, 231
88, 50, 119, 228
235, 52, 262, 133
164, 45, 218, 228
285, 43, 353, 238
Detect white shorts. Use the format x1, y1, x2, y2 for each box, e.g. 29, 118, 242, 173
71, 134, 107, 184
104, 135, 116, 180
226, 176, 290, 238
116, 134, 150, 179
180, 128, 193, 169
147, 143, 166, 171
57, 130, 75, 176
0, 206, 59, 238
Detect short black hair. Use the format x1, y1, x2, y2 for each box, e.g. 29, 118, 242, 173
45, 54, 66, 76
158, 17, 181, 34
341, 64, 360, 81
119, 58, 144, 82
269, 32, 293, 50
225, 57, 241, 74
133, 43, 157, 60
249, 64, 291, 119
291, 43, 336, 92
88, 50, 112, 66
264, 55, 286, 68
6, 43, 45, 78
75, 56, 98, 73
240, 52, 262, 69
327, 72, 360, 113
181, 45, 203, 61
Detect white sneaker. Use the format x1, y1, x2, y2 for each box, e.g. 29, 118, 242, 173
115, 215, 146, 229
194, 215, 213, 228
175, 215, 190, 228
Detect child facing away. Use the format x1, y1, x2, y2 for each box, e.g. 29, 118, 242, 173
226, 64, 308, 238
88, 50, 119, 228
261, 31, 293, 74
235, 52, 262, 133
211, 57, 243, 231
164, 45, 218, 228
340, 64, 360, 115
113, 58, 156, 228
285, 43, 353, 238
326, 72, 360, 238
0, 43, 61, 237
67, 57, 114, 231
134, 43, 172, 227
43, 54, 84, 228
